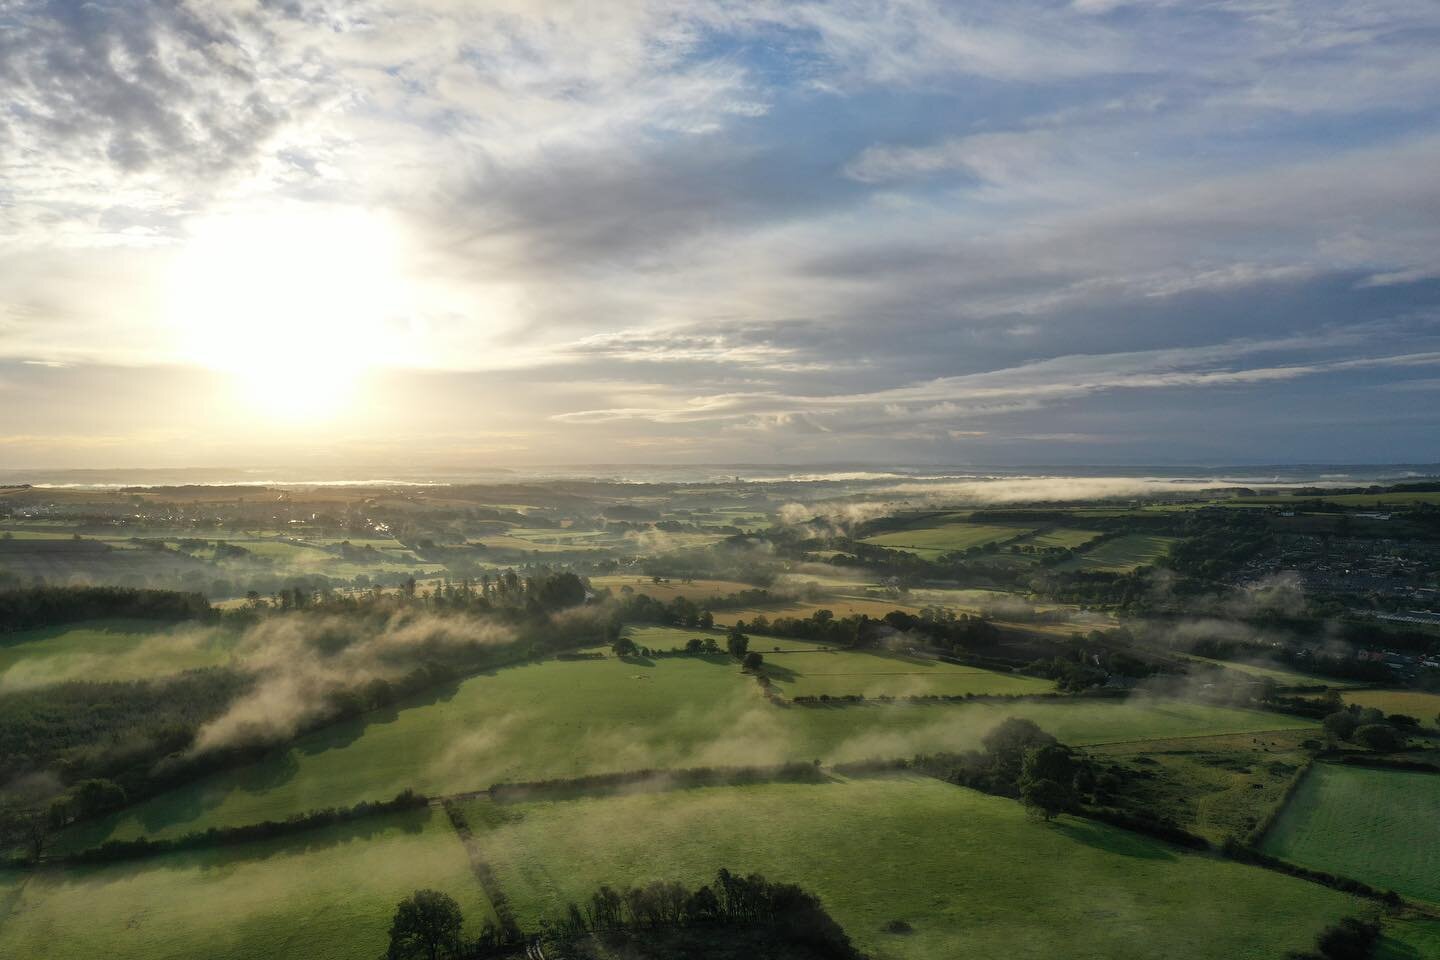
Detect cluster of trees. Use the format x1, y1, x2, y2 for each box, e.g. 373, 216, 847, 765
724, 607, 998, 657
1322, 702, 1417, 752
0, 585, 212, 632
386, 870, 863, 960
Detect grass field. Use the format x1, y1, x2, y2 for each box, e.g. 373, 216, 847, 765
1378, 919, 1440, 959
0, 619, 236, 690
1261, 763, 1440, 903
1180, 654, 1361, 689
1021, 527, 1103, 550
55, 652, 1315, 849
1341, 689, 1440, 724
1060, 535, 1178, 572
1089, 730, 1315, 844
760, 647, 1055, 699
464, 776, 1357, 960
860, 522, 1033, 558
0, 807, 490, 960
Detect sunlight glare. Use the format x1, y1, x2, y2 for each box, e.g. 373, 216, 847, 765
167, 206, 408, 422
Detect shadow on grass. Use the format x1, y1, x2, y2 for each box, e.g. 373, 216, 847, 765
1050, 818, 1180, 861
59, 808, 433, 883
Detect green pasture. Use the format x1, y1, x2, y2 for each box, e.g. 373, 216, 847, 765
1378, 919, 1440, 959
860, 522, 1033, 558
1261, 763, 1440, 903
56, 647, 1315, 850
0, 807, 489, 960
465, 776, 1357, 960
1181, 654, 1361, 689
760, 647, 1055, 699
1060, 535, 1177, 572
0, 620, 236, 691
1088, 730, 1315, 844
1341, 689, 1440, 723
1022, 527, 1103, 550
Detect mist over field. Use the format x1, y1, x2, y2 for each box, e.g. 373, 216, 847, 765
4, 0, 1440, 958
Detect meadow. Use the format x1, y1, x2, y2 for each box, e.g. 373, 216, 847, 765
0, 807, 490, 960
1180, 654, 1362, 689
1261, 763, 1440, 903
1059, 535, 1178, 572
55, 652, 1315, 850
1019, 527, 1103, 550
859, 522, 1033, 558
1340, 689, 1440, 723
463, 775, 1358, 960
758, 647, 1055, 699
0, 619, 236, 690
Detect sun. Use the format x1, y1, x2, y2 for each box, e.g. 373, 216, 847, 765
167, 205, 408, 422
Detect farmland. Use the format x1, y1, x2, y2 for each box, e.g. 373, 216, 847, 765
0, 807, 490, 960
859, 522, 1032, 558
55, 651, 1314, 850
0, 620, 235, 690
758, 647, 1056, 699
1059, 535, 1178, 572
1261, 763, 1440, 903
464, 776, 1358, 960
1340, 689, 1440, 723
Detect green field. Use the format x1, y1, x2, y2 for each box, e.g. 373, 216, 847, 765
1181, 654, 1361, 689
1261, 763, 1440, 903
464, 776, 1357, 960
1342, 689, 1440, 724
1060, 535, 1178, 572
761, 647, 1055, 698
1378, 919, 1440, 959
0, 620, 236, 690
860, 522, 1033, 558
1022, 527, 1103, 550
56, 652, 1315, 849
0, 808, 490, 960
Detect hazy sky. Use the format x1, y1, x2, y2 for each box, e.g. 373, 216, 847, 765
2, 0, 1439, 468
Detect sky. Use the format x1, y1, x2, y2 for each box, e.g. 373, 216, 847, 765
2, 0, 1439, 470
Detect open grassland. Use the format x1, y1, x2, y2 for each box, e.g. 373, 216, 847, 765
621, 625, 826, 653
1378, 919, 1440, 960
0, 620, 236, 691
1180, 654, 1362, 689
860, 522, 1033, 558
0, 808, 489, 960
1261, 763, 1440, 903
1341, 689, 1440, 723
56, 645, 1316, 851
464, 776, 1357, 960
1060, 535, 1177, 572
1021, 527, 1104, 549
762, 647, 1055, 699
1089, 730, 1315, 844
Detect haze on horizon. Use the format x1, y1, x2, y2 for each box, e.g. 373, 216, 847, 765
3, 0, 1439, 469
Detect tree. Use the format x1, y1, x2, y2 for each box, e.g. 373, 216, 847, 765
983, 717, 1056, 783
698, 609, 714, 629
387, 890, 463, 960
1353, 723, 1404, 752
743, 651, 764, 672
611, 636, 639, 657
1018, 743, 1079, 820
726, 625, 750, 660
1322, 710, 1359, 743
